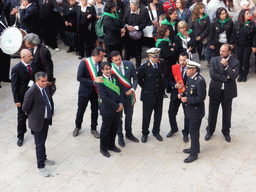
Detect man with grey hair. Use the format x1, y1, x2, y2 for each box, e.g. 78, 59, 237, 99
23, 71, 56, 177
24, 33, 54, 83
11, 49, 35, 147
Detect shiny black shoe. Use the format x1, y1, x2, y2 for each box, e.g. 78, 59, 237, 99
242, 77, 247, 82
184, 155, 198, 163
118, 137, 125, 147
141, 135, 148, 143
183, 148, 200, 154
78, 56, 83, 60
183, 135, 189, 143
108, 147, 121, 153
17, 138, 23, 147
125, 133, 139, 143
166, 130, 178, 138
153, 133, 163, 141
237, 76, 243, 82
205, 133, 212, 141
100, 150, 110, 158
224, 134, 231, 142
163, 94, 168, 98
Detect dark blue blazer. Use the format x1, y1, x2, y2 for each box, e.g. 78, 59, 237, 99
20, 4, 38, 34
11, 62, 35, 103
115, 60, 138, 101
96, 74, 123, 117
77, 59, 102, 98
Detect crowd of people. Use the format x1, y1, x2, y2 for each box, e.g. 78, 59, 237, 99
0, 0, 256, 177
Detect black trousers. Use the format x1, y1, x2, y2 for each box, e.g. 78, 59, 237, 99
196, 39, 204, 61
188, 118, 202, 156
105, 43, 122, 63
34, 119, 49, 168
100, 113, 120, 151
168, 97, 189, 136
207, 92, 233, 136
39, 18, 58, 49
77, 27, 93, 57
235, 46, 252, 78
75, 95, 98, 130
254, 52, 256, 73
117, 95, 134, 138
124, 37, 142, 68
0, 49, 11, 81
142, 94, 163, 136
17, 106, 28, 139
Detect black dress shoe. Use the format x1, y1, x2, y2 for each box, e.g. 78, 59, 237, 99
118, 137, 125, 147
17, 138, 23, 147
78, 56, 83, 60
166, 130, 178, 138
242, 77, 247, 82
141, 135, 147, 143
237, 76, 243, 82
183, 135, 189, 143
108, 147, 121, 153
205, 133, 212, 141
125, 133, 139, 143
100, 150, 110, 158
183, 148, 200, 154
184, 155, 198, 163
224, 134, 231, 142
163, 94, 168, 98
153, 133, 163, 141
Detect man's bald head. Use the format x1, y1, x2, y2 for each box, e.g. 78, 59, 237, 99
220, 44, 231, 59
20, 49, 33, 64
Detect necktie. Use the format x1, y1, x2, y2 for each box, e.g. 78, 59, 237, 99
154, 64, 158, 73
181, 67, 184, 78
27, 64, 33, 76
119, 67, 123, 75
95, 63, 98, 72
108, 77, 112, 82
30, 49, 34, 57
42, 88, 52, 119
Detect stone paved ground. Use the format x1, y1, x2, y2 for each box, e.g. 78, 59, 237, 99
0, 43, 256, 192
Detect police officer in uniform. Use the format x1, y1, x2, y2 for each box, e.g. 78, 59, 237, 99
179, 60, 206, 163
138, 48, 165, 143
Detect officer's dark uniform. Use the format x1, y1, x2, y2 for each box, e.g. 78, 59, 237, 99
183, 71, 206, 159
138, 59, 165, 138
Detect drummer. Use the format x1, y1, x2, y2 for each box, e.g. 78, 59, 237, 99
0, 0, 11, 87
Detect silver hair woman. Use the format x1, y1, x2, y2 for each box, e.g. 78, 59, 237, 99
23, 33, 41, 46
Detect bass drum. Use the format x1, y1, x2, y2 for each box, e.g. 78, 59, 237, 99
0, 27, 27, 55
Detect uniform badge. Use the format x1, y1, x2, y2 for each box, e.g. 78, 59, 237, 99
125, 66, 129, 70
195, 77, 197, 80
148, 62, 150, 66
190, 89, 193, 94
216, 27, 218, 30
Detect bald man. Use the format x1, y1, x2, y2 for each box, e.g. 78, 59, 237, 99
11, 49, 35, 147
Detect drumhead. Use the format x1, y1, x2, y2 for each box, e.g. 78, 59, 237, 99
0, 27, 23, 55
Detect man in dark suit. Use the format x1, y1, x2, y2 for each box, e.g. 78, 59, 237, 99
20, 0, 38, 34
138, 48, 165, 143
167, 52, 189, 142
110, 51, 139, 147
96, 62, 123, 158
180, 60, 206, 163
35, 0, 63, 50
22, 72, 56, 177
23, 33, 54, 83
205, 44, 239, 142
73, 47, 105, 138
11, 49, 35, 147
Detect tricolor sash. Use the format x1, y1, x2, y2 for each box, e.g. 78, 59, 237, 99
111, 63, 136, 106
172, 64, 185, 93
103, 78, 120, 96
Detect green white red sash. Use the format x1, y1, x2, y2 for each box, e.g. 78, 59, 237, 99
111, 63, 136, 105
172, 64, 185, 93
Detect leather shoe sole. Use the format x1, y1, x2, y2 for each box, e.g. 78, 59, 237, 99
17, 138, 23, 147
205, 133, 212, 141
141, 135, 147, 143
153, 134, 163, 141
100, 150, 110, 158
183, 135, 189, 143
224, 135, 231, 142
118, 137, 125, 147
166, 130, 178, 138
184, 155, 198, 163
